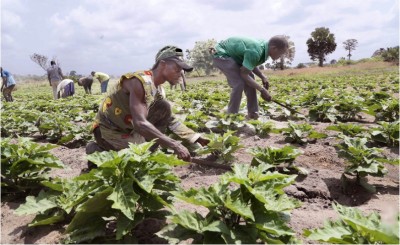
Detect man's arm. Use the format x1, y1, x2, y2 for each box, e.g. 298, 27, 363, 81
252, 66, 269, 90
122, 78, 191, 161
239, 66, 271, 101
1, 77, 6, 91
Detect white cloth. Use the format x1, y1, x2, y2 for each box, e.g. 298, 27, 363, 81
56, 79, 74, 95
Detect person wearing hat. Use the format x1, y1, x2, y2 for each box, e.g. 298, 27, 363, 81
86, 45, 209, 164
212, 35, 289, 119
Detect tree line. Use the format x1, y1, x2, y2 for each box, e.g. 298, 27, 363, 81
31, 27, 399, 76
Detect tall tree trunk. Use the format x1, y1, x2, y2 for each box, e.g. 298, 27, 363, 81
318, 57, 324, 67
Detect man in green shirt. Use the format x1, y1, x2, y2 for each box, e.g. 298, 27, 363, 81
213, 36, 289, 119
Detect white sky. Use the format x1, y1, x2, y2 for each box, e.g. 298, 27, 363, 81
1, 0, 399, 76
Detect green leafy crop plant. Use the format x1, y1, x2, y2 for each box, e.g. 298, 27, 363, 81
1, 137, 65, 197
304, 203, 399, 244
158, 163, 302, 244
15, 142, 188, 243
249, 145, 307, 175
196, 131, 243, 164
337, 136, 397, 193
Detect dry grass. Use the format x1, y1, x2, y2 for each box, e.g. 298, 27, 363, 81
186, 61, 399, 83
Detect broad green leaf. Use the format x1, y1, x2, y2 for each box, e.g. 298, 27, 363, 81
107, 179, 139, 220
223, 194, 255, 221
29, 210, 65, 227
68, 187, 113, 232
334, 204, 399, 244
304, 220, 354, 244
148, 152, 188, 166
15, 191, 57, 215
170, 210, 205, 231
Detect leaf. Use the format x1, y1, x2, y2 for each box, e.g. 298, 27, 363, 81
253, 209, 296, 237
67, 187, 113, 232
172, 187, 221, 208
107, 179, 139, 220
304, 219, 354, 243
148, 152, 188, 166
170, 210, 206, 231
15, 191, 57, 215
223, 194, 255, 221
156, 223, 199, 244
29, 210, 65, 227
334, 203, 399, 244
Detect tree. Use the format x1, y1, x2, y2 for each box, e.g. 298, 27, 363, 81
30, 53, 49, 71
381, 46, 399, 64
275, 35, 295, 70
186, 39, 217, 76
371, 48, 385, 57
30, 53, 59, 71
343, 39, 358, 60
306, 27, 337, 67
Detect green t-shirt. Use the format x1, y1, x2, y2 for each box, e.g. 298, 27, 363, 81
214, 37, 269, 71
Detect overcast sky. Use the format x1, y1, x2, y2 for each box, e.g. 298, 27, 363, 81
1, 0, 399, 76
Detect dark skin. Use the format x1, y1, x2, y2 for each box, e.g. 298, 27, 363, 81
0, 67, 5, 92
120, 60, 208, 161
239, 45, 288, 101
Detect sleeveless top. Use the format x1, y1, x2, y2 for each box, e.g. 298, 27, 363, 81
93, 70, 164, 134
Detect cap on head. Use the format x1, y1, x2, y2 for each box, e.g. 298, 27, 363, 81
50, 60, 56, 65
155, 45, 193, 72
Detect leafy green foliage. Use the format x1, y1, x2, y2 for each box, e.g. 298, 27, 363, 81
157, 163, 302, 244
282, 121, 327, 144
326, 123, 368, 137
15, 142, 187, 243
337, 136, 395, 192
370, 120, 399, 147
1, 137, 64, 196
367, 98, 399, 122
304, 203, 399, 244
205, 113, 246, 133
246, 120, 278, 137
196, 131, 243, 163
249, 145, 307, 175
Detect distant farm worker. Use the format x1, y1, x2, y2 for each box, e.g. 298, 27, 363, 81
56, 79, 75, 99
91, 71, 110, 93
86, 45, 209, 163
46, 60, 64, 100
212, 36, 289, 119
0, 67, 16, 102
170, 71, 187, 91
78, 76, 93, 94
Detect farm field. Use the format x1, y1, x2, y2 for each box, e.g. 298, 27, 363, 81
1, 61, 399, 244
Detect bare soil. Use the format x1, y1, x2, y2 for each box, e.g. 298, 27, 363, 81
1, 118, 399, 244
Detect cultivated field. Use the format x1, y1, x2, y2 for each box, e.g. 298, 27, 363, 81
1, 61, 399, 244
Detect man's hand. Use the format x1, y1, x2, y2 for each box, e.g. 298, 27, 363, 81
261, 77, 269, 90
260, 88, 272, 102
196, 137, 210, 147
172, 142, 191, 162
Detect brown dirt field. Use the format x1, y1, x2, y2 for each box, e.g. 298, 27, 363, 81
1, 115, 399, 244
